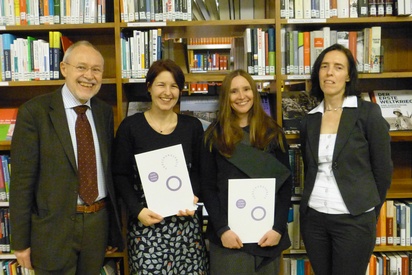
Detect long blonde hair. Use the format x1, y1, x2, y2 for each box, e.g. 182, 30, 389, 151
204, 69, 285, 157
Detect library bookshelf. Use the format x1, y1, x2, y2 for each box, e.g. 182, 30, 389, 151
1, 0, 412, 274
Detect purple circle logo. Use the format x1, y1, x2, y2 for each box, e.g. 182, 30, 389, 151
236, 199, 246, 209
251, 206, 266, 221
166, 176, 182, 191
148, 172, 159, 182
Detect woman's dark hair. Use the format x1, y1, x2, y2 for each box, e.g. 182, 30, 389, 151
145, 59, 185, 91
310, 43, 359, 101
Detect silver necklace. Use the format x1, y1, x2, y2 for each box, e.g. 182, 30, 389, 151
147, 111, 173, 133
325, 106, 343, 111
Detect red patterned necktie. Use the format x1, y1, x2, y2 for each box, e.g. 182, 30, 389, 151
74, 105, 98, 205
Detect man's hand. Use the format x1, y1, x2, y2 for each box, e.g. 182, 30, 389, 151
138, 208, 163, 226
258, 230, 281, 247
15, 247, 33, 270
221, 230, 243, 249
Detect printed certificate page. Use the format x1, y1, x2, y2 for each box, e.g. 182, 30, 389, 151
134, 144, 197, 217
228, 178, 276, 243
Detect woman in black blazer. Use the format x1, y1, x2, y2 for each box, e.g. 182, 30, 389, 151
299, 44, 393, 275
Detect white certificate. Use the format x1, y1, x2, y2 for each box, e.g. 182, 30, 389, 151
228, 178, 276, 243
134, 144, 197, 217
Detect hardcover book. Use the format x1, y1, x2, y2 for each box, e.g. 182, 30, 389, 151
0, 108, 18, 141
370, 90, 412, 131
282, 91, 320, 134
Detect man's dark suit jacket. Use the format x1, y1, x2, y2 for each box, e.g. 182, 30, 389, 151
300, 98, 393, 217
9, 89, 124, 270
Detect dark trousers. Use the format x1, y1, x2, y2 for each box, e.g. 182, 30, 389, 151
35, 208, 109, 275
300, 207, 376, 275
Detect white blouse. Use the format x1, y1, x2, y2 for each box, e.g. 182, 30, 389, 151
308, 134, 350, 214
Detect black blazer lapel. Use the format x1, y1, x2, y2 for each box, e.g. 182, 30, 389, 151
334, 107, 359, 160
306, 113, 322, 165
49, 90, 77, 171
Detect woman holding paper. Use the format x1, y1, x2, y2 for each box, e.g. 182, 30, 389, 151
200, 69, 292, 274
113, 59, 208, 274
299, 44, 392, 275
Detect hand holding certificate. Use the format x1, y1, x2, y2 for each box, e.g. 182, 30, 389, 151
228, 178, 276, 243
135, 144, 198, 217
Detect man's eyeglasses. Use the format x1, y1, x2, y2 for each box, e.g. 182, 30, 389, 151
64, 62, 103, 75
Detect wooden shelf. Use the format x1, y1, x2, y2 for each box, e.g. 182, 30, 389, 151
387, 179, 412, 199
390, 131, 412, 142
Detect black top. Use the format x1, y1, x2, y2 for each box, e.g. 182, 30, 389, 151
200, 127, 293, 262
112, 113, 204, 218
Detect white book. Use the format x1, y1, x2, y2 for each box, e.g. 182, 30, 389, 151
127, 0, 134, 22
152, 29, 158, 65
303, 0, 311, 18
337, 31, 349, 49
370, 26, 381, 73
310, 30, 324, 69
125, 37, 131, 78
293, 30, 299, 75
292, 204, 300, 249
295, 0, 304, 19
280, 28, 286, 75
258, 28, 265, 75
322, 26, 330, 48
324, 0, 330, 18
337, 0, 349, 18
239, 0, 253, 19
89, 0, 98, 23
356, 31, 364, 73
187, 0, 192, 21
349, 0, 358, 17
5, 0, 16, 25
130, 32, 137, 78
406, 204, 410, 245
405, 0, 411, 14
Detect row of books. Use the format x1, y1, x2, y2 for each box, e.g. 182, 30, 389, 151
376, 200, 412, 247
0, 260, 34, 275
0, 208, 11, 253
0, 155, 11, 202
287, 199, 412, 253
0, 258, 119, 275
281, 0, 409, 19
120, 0, 192, 22
282, 252, 412, 275
281, 26, 382, 76
0, 0, 107, 26
188, 52, 229, 73
0, 31, 66, 82
120, 29, 162, 79
193, 0, 267, 21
